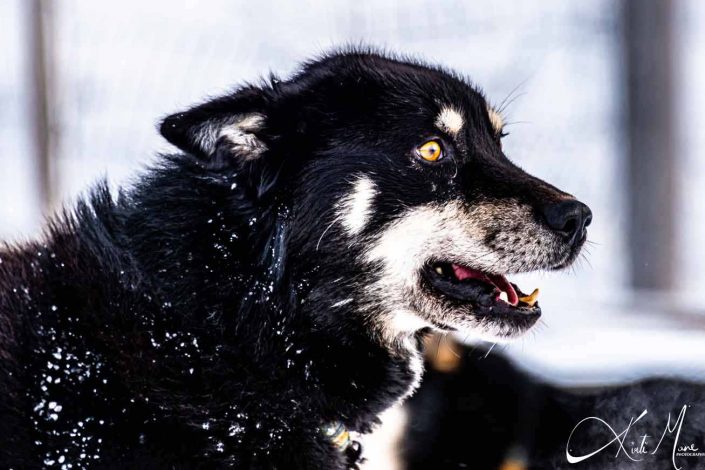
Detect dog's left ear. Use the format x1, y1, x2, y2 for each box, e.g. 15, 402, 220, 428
159, 86, 271, 168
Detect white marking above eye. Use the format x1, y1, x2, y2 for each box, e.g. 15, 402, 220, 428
435, 106, 464, 136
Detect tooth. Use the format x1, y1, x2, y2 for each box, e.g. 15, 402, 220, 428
518, 288, 540, 307
498, 291, 508, 303
435, 266, 444, 275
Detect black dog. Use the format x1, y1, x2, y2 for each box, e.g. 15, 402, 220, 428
0, 50, 591, 468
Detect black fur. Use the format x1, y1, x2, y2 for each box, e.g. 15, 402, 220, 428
1, 49, 587, 468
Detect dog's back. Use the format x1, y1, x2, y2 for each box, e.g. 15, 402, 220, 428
0, 188, 144, 466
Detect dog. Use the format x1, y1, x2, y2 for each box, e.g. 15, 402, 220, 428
0, 49, 591, 468
404, 340, 705, 470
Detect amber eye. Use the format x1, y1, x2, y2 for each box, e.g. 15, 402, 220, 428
416, 140, 443, 162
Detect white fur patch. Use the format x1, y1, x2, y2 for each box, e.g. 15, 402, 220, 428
487, 106, 504, 134
410, 350, 425, 385
375, 311, 427, 399
355, 404, 407, 470
388, 309, 430, 336
365, 201, 498, 288
337, 176, 377, 236
362, 201, 505, 344
435, 106, 464, 136
402, 339, 425, 398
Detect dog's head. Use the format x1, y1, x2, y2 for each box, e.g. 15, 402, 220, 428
160, 51, 591, 347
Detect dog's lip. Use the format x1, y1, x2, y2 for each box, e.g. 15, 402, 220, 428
422, 262, 541, 314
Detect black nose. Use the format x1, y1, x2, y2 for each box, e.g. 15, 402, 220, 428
541, 200, 592, 245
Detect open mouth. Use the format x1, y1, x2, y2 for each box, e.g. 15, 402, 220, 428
422, 262, 541, 321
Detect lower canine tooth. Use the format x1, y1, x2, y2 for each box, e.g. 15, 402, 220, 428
518, 288, 540, 307
435, 266, 444, 275
498, 291, 509, 303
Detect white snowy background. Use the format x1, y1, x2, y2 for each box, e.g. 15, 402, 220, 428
1, 0, 704, 387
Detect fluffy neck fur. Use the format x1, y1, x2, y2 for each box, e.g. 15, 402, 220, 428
117, 154, 419, 430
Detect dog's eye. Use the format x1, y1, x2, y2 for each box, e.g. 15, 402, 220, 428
416, 140, 443, 162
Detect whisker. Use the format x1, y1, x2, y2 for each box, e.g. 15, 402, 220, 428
497, 79, 529, 114
445, 334, 461, 358
315, 215, 341, 251
501, 120, 532, 127
483, 342, 497, 359
579, 252, 593, 270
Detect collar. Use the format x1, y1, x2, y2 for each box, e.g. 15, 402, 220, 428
320, 421, 351, 450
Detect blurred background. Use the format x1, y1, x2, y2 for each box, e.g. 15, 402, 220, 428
1, 0, 704, 455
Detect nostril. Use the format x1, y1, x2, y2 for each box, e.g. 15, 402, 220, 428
541, 200, 591, 244
560, 217, 577, 237
582, 205, 593, 228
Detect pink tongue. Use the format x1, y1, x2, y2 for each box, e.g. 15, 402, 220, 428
451, 264, 519, 306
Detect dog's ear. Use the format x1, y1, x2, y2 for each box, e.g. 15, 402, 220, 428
159, 86, 271, 168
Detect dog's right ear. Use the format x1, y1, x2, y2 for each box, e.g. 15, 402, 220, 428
159, 86, 270, 168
